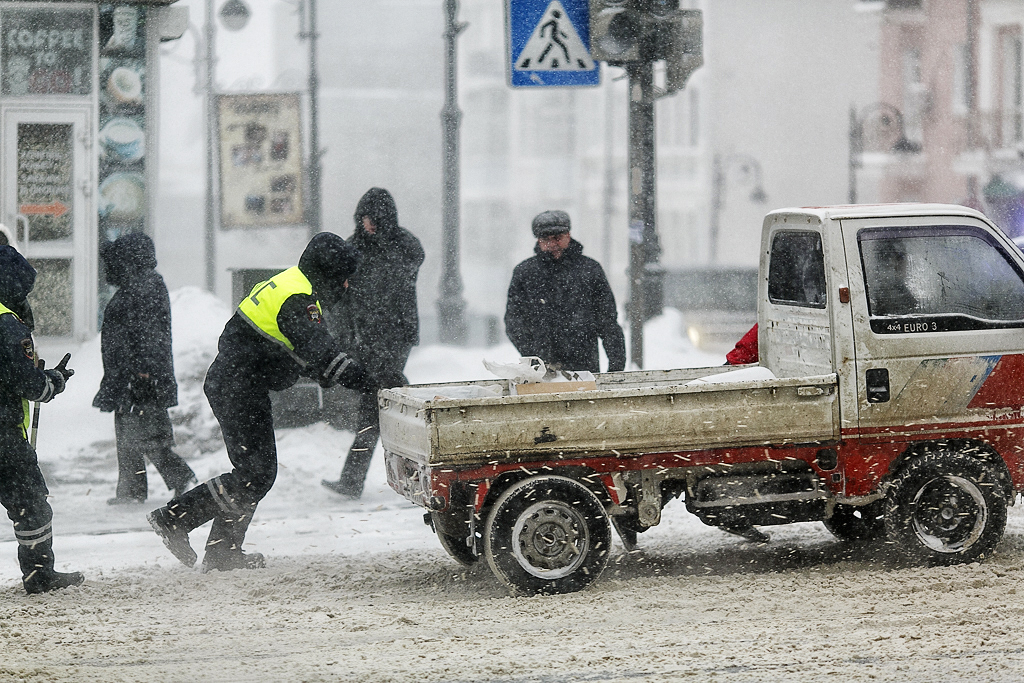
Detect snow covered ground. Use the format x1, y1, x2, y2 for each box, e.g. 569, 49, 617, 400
4, 290, 1024, 681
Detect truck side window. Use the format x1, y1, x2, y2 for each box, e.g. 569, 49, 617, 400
859, 226, 1024, 333
768, 231, 827, 309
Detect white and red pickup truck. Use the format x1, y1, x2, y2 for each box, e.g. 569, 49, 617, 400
380, 203, 1024, 595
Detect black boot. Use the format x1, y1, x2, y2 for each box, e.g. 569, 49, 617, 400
24, 569, 84, 594
201, 548, 266, 573
148, 506, 197, 567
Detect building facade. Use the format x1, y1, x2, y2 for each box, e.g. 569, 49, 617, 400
0, 0, 183, 339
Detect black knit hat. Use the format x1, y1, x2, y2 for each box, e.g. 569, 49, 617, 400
531, 210, 571, 238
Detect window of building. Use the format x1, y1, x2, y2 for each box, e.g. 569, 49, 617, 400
858, 226, 1024, 333
952, 43, 971, 115
768, 231, 827, 309
997, 26, 1023, 147
902, 46, 926, 145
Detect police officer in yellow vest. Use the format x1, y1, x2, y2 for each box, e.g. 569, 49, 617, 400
148, 233, 373, 571
0, 246, 82, 593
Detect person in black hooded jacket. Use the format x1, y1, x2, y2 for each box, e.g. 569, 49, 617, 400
147, 233, 377, 572
505, 210, 626, 373
94, 233, 197, 505
0, 246, 82, 594
321, 187, 424, 499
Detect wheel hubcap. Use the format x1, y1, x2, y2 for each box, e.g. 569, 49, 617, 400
910, 475, 987, 553
512, 501, 589, 579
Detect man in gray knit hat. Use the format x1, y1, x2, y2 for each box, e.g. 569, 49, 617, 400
504, 210, 625, 373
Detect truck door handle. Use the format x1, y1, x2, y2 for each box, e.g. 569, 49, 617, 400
866, 368, 890, 403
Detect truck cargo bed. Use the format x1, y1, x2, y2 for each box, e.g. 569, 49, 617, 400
379, 366, 839, 468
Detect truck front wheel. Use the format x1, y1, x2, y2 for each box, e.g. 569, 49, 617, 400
483, 475, 611, 595
885, 451, 1007, 565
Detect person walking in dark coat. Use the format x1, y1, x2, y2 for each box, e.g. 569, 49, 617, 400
505, 210, 626, 373
0, 246, 82, 594
94, 233, 196, 505
148, 233, 377, 572
322, 188, 424, 499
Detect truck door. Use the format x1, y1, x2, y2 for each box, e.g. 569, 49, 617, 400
840, 216, 1024, 472
2, 107, 95, 338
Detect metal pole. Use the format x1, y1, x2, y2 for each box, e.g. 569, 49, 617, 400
602, 66, 615, 269
627, 61, 656, 369
305, 0, 322, 237
848, 105, 858, 204
437, 0, 467, 345
709, 152, 722, 263
204, 0, 217, 292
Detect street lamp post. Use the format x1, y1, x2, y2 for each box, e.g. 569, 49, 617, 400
848, 102, 920, 205
708, 153, 767, 264
437, 0, 468, 345
302, 0, 322, 238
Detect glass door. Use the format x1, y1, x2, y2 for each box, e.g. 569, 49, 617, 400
2, 107, 94, 338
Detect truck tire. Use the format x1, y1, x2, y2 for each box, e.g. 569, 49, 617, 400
884, 451, 1007, 565
431, 512, 478, 566
483, 475, 611, 595
823, 501, 885, 542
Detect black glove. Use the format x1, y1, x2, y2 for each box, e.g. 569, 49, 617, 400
53, 353, 74, 381
375, 370, 407, 390
129, 374, 159, 405
319, 352, 375, 393
43, 369, 66, 396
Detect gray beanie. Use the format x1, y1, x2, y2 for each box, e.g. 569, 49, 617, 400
531, 210, 571, 238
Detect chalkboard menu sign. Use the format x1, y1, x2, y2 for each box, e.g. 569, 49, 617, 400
17, 123, 74, 242
1, 8, 93, 96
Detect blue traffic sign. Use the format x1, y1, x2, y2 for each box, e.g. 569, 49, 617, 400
506, 0, 600, 88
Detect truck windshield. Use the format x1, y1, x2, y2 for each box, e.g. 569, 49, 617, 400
859, 225, 1024, 333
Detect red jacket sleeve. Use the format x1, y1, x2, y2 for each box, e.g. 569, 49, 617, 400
725, 324, 759, 365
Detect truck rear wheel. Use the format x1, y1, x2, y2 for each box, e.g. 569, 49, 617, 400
431, 512, 478, 566
823, 501, 885, 542
483, 475, 611, 595
884, 451, 1007, 565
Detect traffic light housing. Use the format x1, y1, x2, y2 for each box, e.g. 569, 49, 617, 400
589, 1, 703, 92
590, 0, 643, 64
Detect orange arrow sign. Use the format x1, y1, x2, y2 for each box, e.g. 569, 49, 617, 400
19, 201, 69, 217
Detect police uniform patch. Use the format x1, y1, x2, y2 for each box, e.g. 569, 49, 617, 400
307, 305, 321, 323
21, 338, 34, 360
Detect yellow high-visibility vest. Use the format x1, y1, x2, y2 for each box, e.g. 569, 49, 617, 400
0, 301, 32, 437
237, 267, 321, 356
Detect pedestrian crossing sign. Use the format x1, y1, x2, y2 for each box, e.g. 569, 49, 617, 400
506, 0, 600, 88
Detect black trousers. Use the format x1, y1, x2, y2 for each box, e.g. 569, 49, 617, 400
170, 356, 277, 557
0, 427, 57, 580
336, 349, 410, 496
114, 408, 195, 500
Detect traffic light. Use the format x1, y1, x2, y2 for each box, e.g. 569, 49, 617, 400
589, 0, 643, 64
664, 9, 702, 93
589, 1, 703, 92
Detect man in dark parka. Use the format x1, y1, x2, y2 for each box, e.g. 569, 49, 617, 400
148, 233, 376, 572
94, 233, 196, 504
322, 187, 424, 499
0, 246, 82, 594
505, 210, 626, 373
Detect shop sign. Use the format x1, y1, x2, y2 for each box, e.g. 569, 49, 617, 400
218, 93, 305, 228
1, 8, 93, 96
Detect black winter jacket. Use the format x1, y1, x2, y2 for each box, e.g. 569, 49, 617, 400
333, 188, 424, 374
208, 232, 369, 393
0, 247, 58, 429
93, 233, 177, 412
505, 239, 626, 373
